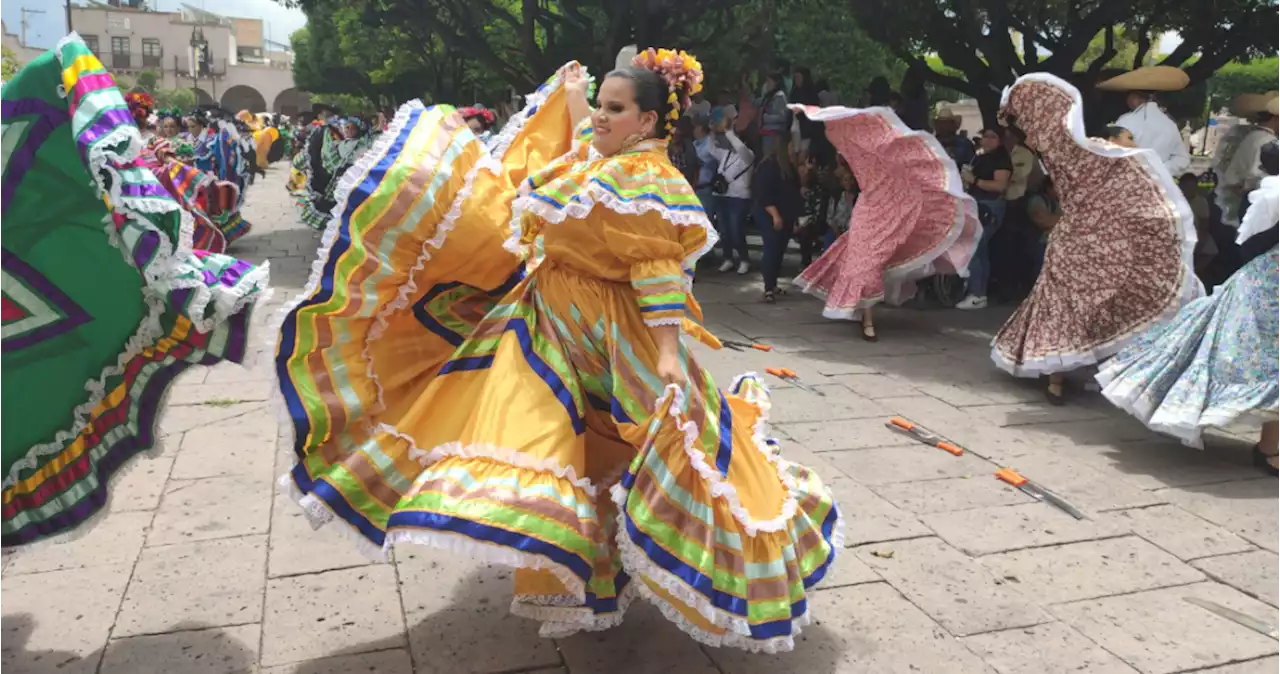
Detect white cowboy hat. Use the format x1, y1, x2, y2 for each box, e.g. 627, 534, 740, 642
615, 45, 638, 71
1232, 91, 1279, 117
1097, 66, 1190, 92
934, 106, 959, 121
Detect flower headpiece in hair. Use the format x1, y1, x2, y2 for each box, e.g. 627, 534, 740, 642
156, 106, 183, 123
125, 91, 155, 125
631, 48, 704, 133
459, 106, 497, 129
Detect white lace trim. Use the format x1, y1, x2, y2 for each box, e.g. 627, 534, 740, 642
374, 430, 598, 496
1238, 175, 1280, 245
505, 184, 718, 272
643, 316, 687, 327
990, 72, 1203, 376
609, 482, 804, 653
387, 528, 587, 599
655, 382, 799, 535
4, 37, 268, 489
1095, 359, 1279, 449
278, 473, 390, 562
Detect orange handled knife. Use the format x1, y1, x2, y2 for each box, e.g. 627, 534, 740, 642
766, 367, 825, 396
885, 416, 965, 456
996, 467, 1086, 520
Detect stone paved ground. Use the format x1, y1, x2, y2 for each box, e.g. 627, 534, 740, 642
2, 165, 1277, 674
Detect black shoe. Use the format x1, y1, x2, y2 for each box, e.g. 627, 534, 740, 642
861, 323, 878, 342
1044, 384, 1065, 406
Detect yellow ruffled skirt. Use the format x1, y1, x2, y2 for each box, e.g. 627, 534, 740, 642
274, 76, 842, 653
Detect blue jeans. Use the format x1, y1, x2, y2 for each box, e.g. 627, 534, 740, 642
757, 207, 793, 291
967, 198, 1006, 297
822, 228, 837, 250
713, 196, 751, 262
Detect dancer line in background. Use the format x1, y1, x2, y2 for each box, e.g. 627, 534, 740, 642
991, 73, 1201, 404
275, 49, 840, 653
1, 35, 268, 546
790, 103, 980, 341
1097, 140, 1278, 473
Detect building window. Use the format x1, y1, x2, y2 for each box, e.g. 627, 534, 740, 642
82, 35, 99, 53
142, 38, 162, 67
110, 36, 131, 69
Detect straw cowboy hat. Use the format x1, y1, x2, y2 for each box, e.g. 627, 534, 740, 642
934, 106, 959, 121
1233, 91, 1280, 117
1096, 66, 1190, 92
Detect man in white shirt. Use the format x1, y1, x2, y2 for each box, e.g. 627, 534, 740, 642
1212, 93, 1278, 227
1099, 66, 1192, 175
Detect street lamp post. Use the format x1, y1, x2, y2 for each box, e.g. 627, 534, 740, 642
190, 26, 208, 104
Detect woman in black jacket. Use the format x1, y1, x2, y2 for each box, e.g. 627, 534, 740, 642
755, 134, 803, 302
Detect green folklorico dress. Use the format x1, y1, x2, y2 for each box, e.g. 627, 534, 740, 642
1, 34, 270, 546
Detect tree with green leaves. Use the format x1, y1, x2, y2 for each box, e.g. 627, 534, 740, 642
3, 46, 23, 80
849, 0, 1279, 127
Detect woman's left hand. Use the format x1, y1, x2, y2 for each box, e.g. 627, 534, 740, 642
657, 352, 687, 388
562, 64, 589, 97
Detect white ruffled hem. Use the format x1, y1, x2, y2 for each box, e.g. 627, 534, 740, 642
376, 430, 598, 496
657, 382, 799, 535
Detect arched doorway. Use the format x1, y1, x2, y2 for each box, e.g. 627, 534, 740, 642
194, 88, 215, 106
272, 87, 312, 117
221, 85, 267, 113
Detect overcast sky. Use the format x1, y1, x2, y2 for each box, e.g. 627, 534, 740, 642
2, 0, 307, 50
5, 1, 1181, 57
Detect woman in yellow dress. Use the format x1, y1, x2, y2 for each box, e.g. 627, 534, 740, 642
274, 49, 841, 652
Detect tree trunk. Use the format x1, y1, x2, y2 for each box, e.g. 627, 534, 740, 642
976, 88, 1001, 131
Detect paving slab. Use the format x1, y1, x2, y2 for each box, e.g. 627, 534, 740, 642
1067, 439, 1265, 490
556, 602, 719, 673
767, 385, 892, 423
1191, 657, 1280, 674
168, 380, 273, 406
854, 537, 1050, 636
967, 401, 1112, 428
115, 535, 268, 637
704, 582, 993, 673
1101, 505, 1256, 561
1157, 479, 1280, 553
260, 648, 414, 674
261, 565, 406, 668
0, 563, 132, 674
107, 456, 175, 511
813, 549, 881, 590
869, 476, 1036, 514
961, 622, 1141, 674
172, 407, 278, 480
920, 503, 1129, 556
1192, 550, 1280, 608
980, 536, 1206, 605
825, 445, 998, 486
775, 418, 917, 452
396, 549, 561, 674
825, 373, 922, 399
995, 453, 1166, 513
147, 474, 273, 546
3, 510, 154, 576
100, 623, 261, 674
825, 477, 934, 546
268, 493, 383, 578
1051, 582, 1280, 674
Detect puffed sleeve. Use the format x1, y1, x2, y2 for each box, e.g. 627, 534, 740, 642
604, 205, 713, 328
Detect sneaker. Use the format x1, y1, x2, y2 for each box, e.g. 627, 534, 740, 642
736, 260, 750, 275
955, 295, 988, 310
718, 259, 735, 273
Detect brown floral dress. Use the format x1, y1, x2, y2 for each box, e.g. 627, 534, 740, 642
991, 74, 1202, 376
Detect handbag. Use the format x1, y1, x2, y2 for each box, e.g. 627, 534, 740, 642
711, 156, 751, 195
